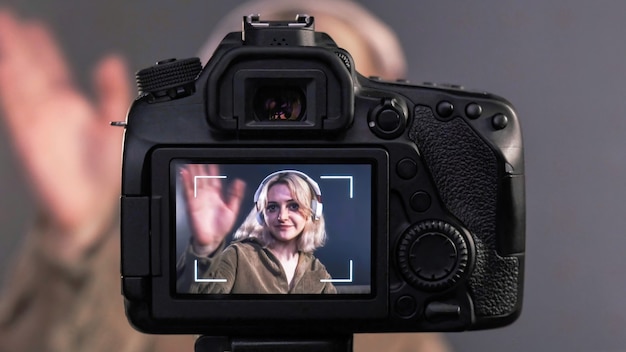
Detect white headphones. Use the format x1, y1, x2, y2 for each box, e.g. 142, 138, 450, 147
253, 170, 323, 225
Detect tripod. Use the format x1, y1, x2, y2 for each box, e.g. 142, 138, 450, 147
195, 335, 353, 352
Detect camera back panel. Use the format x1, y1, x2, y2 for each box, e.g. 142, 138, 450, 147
121, 15, 524, 336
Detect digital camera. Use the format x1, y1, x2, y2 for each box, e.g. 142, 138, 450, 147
120, 15, 525, 338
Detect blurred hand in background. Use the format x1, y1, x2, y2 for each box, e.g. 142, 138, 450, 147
0, 10, 131, 260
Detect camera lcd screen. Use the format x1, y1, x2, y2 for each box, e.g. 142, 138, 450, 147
173, 162, 373, 296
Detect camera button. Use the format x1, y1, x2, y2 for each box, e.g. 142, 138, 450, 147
492, 113, 509, 130
436, 101, 454, 119
465, 103, 483, 119
410, 191, 431, 212
368, 98, 407, 139
425, 302, 461, 322
377, 109, 401, 132
397, 158, 418, 179
395, 295, 417, 318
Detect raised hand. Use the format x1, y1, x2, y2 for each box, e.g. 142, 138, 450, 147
180, 164, 246, 255
0, 11, 131, 253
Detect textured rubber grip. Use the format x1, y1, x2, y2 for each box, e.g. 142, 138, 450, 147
408, 105, 520, 317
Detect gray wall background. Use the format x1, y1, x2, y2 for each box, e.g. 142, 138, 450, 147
1, 1, 624, 351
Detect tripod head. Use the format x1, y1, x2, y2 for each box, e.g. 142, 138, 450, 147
195, 335, 353, 352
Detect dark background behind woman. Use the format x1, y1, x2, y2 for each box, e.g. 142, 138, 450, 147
1, 1, 625, 351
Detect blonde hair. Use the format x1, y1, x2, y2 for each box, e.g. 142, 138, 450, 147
234, 172, 327, 253
199, 0, 407, 79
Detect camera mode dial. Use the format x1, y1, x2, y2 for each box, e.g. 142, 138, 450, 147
397, 220, 470, 291
136, 57, 202, 99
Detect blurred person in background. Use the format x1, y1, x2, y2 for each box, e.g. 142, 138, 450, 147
0, 1, 450, 351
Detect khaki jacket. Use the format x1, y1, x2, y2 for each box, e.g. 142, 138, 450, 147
188, 239, 336, 294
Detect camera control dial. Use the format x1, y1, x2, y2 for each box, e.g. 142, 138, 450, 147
368, 98, 407, 139
136, 57, 202, 99
397, 220, 470, 291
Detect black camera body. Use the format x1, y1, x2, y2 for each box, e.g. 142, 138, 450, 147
120, 15, 525, 337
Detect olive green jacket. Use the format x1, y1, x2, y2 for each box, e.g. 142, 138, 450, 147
184, 239, 336, 294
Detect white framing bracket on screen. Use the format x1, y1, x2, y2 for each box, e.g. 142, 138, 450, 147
191, 173, 356, 284
194, 259, 227, 283
193, 259, 354, 283
320, 175, 353, 198
320, 260, 353, 283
